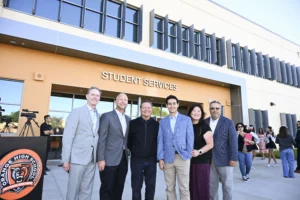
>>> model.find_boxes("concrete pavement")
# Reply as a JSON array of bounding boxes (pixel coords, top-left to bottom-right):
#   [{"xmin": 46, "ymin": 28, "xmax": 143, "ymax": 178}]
[{"xmin": 42, "ymin": 158, "xmax": 300, "ymax": 200}]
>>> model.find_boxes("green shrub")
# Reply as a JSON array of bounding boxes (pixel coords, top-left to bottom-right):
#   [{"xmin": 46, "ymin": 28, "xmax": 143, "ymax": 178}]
[{"xmin": 255, "ymin": 149, "xmax": 298, "ymax": 160}]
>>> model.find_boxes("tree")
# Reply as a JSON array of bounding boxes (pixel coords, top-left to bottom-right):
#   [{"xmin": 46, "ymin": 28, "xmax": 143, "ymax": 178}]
[
  {"xmin": 51, "ymin": 116, "xmax": 63, "ymax": 128},
  {"xmin": 151, "ymin": 107, "xmax": 168, "ymax": 118},
  {"xmin": 10, "ymin": 111, "xmax": 20, "ymax": 122}
]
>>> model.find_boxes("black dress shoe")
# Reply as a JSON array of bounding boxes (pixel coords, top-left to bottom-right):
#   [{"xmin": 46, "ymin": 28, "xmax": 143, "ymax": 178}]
[{"xmin": 45, "ymin": 167, "xmax": 50, "ymax": 172}]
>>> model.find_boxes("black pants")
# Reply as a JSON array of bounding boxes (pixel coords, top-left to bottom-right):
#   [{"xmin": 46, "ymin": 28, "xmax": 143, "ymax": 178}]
[
  {"xmin": 44, "ymin": 139, "xmax": 50, "ymax": 170},
  {"xmin": 131, "ymin": 156, "xmax": 157, "ymax": 200},
  {"xmin": 297, "ymin": 148, "xmax": 300, "ymax": 170},
  {"xmin": 100, "ymin": 151, "xmax": 128, "ymax": 200}
]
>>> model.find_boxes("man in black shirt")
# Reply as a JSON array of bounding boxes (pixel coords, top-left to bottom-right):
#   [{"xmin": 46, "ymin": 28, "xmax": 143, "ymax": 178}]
[
  {"xmin": 295, "ymin": 121, "xmax": 300, "ymax": 173},
  {"xmin": 40, "ymin": 115, "xmax": 54, "ymax": 175},
  {"xmin": 127, "ymin": 101, "xmax": 159, "ymax": 200}
]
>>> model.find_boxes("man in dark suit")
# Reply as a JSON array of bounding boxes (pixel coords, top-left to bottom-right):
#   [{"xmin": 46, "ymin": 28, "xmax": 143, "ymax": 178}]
[
  {"xmin": 295, "ymin": 121, "xmax": 300, "ymax": 173},
  {"xmin": 205, "ymin": 100, "xmax": 238, "ymax": 200},
  {"xmin": 97, "ymin": 93, "xmax": 130, "ymax": 200}
]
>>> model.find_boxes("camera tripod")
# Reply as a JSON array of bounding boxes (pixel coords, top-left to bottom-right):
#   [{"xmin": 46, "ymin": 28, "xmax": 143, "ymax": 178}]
[
  {"xmin": 1, "ymin": 122, "xmax": 11, "ymax": 133},
  {"xmin": 19, "ymin": 118, "xmax": 39, "ymax": 137}
]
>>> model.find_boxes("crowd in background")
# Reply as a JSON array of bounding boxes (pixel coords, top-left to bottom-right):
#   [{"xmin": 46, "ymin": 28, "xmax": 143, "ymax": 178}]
[{"xmin": 235, "ymin": 122, "xmax": 300, "ymax": 181}]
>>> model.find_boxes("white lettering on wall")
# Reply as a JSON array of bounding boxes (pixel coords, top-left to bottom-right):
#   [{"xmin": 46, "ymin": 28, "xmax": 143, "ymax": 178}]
[{"xmin": 101, "ymin": 71, "xmax": 178, "ymax": 91}]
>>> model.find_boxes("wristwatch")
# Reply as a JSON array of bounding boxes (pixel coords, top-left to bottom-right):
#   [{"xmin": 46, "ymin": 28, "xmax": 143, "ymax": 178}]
[{"xmin": 198, "ymin": 149, "xmax": 203, "ymax": 155}]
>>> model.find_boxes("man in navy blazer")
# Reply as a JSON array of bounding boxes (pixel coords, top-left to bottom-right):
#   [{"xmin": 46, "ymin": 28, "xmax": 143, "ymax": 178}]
[
  {"xmin": 205, "ymin": 100, "xmax": 238, "ymax": 200},
  {"xmin": 157, "ymin": 95, "xmax": 194, "ymax": 200}
]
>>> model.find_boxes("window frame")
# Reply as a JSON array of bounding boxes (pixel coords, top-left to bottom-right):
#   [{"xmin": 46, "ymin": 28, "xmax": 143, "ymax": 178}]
[{"xmin": 182, "ymin": 26, "xmax": 189, "ymax": 57}]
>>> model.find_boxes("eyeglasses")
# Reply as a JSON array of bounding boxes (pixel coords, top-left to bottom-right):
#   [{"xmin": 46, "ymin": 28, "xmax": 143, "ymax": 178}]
[
  {"xmin": 210, "ymin": 107, "xmax": 220, "ymax": 110},
  {"xmin": 237, "ymin": 126, "xmax": 243, "ymax": 128}
]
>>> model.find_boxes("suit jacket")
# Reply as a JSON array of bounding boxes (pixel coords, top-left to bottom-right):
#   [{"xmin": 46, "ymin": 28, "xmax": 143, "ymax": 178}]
[
  {"xmin": 61, "ymin": 105, "xmax": 100, "ymax": 165},
  {"xmin": 157, "ymin": 113, "xmax": 194, "ymax": 163},
  {"xmin": 205, "ymin": 116, "xmax": 238, "ymax": 167},
  {"xmin": 97, "ymin": 110, "xmax": 130, "ymax": 166}
]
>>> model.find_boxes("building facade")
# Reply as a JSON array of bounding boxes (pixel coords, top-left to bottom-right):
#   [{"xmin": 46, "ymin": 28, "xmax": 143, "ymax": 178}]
[{"xmin": 0, "ymin": 0, "xmax": 299, "ymax": 138}]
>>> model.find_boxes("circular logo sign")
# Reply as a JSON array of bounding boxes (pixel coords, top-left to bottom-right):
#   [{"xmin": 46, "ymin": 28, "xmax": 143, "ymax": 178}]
[{"xmin": 0, "ymin": 149, "xmax": 43, "ymax": 200}]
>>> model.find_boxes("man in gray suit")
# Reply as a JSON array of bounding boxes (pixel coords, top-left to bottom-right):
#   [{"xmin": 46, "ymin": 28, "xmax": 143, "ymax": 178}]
[
  {"xmin": 62, "ymin": 86, "xmax": 101, "ymax": 200},
  {"xmin": 97, "ymin": 93, "xmax": 130, "ymax": 200}
]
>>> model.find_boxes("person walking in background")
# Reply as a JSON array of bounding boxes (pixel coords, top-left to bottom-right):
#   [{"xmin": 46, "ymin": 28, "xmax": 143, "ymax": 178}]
[
  {"xmin": 257, "ymin": 128, "xmax": 268, "ymax": 160},
  {"xmin": 248, "ymin": 125, "xmax": 259, "ymax": 169},
  {"xmin": 188, "ymin": 103, "xmax": 213, "ymax": 200},
  {"xmin": 237, "ymin": 123, "xmax": 256, "ymax": 182},
  {"xmin": 275, "ymin": 126, "xmax": 296, "ymax": 178},
  {"xmin": 266, "ymin": 126, "xmax": 279, "ymax": 167},
  {"xmin": 157, "ymin": 95, "xmax": 194, "ymax": 200},
  {"xmin": 295, "ymin": 121, "xmax": 300, "ymax": 173},
  {"xmin": 205, "ymin": 100, "xmax": 238, "ymax": 200},
  {"xmin": 127, "ymin": 101, "xmax": 159, "ymax": 200}
]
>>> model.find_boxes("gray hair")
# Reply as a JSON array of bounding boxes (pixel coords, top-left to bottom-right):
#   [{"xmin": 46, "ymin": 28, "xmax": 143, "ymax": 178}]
[
  {"xmin": 140, "ymin": 100, "xmax": 153, "ymax": 108},
  {"xmin": 209, "ymin": 100, "xmax": 221, "ymax": 107},
  {"xmin": 87, "ymin": 86, "xmax": 102, "ymax": 95}
]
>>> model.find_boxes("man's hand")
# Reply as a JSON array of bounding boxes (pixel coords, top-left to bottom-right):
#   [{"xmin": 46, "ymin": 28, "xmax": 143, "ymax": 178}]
[
  {"xmin": 49, "ymin": 130, "xmax": 54, "ymax": 135},
  {"xmin": 159, "ymin": 160, "xmax": 165, "ymax": 170},
  {"xmin": 98, "ymin": 160, "xmax": 106, "ymax": 171},
  {"xmin": 229, "ymin": 160, "xmax": 237, "ymax": 167},
  {"xmin": 63, "ymin": 162, "xmax": 70, "ymax": 172}
]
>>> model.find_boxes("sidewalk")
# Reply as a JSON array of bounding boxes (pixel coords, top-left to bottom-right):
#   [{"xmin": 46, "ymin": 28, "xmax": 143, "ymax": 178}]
[{"xmin": 42, "ymin": 158, "xmax": 300, "ymax": 200}]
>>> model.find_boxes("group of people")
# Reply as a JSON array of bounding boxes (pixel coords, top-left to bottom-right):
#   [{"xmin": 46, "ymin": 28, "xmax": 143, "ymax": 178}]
[
  {"xmin": 235, "ymin": 121, "xmax": 300, "ymax": 181},
  {"xmin": 57, "ymin": 86, "xmax": 300, "ymax": 200},
  {"xmin": 60, "ymin": 86, "xmax": 239, "ymax": 200}
]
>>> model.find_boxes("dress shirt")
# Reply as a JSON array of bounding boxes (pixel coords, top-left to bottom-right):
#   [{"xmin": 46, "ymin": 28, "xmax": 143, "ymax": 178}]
[
  {"xmin": 86, "ymin": 104, "xmax": 98, "ymax": 134},
  {"xmin": 115, "ymin": 109, "xmax": 127, "ymax": 136},
  {"xmin": 210, "ymin": 117, "xmax": 220, "ymax": 135},
  {"xmin": 170, "ymin": 112, "xmax": 178, "ymax": 134}
]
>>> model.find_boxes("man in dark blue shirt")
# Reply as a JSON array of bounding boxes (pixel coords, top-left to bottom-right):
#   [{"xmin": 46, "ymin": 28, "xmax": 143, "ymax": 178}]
[{"xmin": 40, "ymin": 115, "xmax": 54, "ymax": 175}]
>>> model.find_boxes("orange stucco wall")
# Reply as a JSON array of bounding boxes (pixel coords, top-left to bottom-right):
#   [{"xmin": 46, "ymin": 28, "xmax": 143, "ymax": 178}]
[{"xmin": 0, "ymin": 44, "xmax": 231, "ymax": 135}]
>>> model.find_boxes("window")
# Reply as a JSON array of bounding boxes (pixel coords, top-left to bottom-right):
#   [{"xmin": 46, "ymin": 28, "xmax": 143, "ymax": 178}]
[
  {"xmin": 7, "ymin": 0, "xmax": 34, "ymax": 14},
  {"xmin": 182, "ymin": 27, "xmax": 189, "ymax": 57},
  {"xmin": 105, "ymin": 0, "xmax": 122, "ymax": 38},
  {"xmin": 153, "ymin": 17, "xmax": 164, "ymax": 50},
  {"xmin": 240, "ymin": 48, "xmax": 244, "ymax": 72},
  {"xmin": 61, "ymin": 0, "xmax": 84, "ymax": 27},
  {"xmin": 84, "ymin": 0, "xmax": 104, "ymax": 33},
  {"xmin": 167, "ymin": 22, "xmax": 177, "ymax": 53},
  {"xmin": 6, "ymin": 0, "xmax": 140, "ymax": 43},
  {"xmin": 36, "ymin": 0, "xmax": 60, "ymax": 20},
  {"xmin": 194, "ymin": 31, "xmax": 201, "ymax": 60},
  {"xmin": 205, "ymin": 35, "xmax": 212, "ymax": 63},
  {"xmin": 0, "ymin": 79, "xmax": 24, "ymax": 134},
  {"xmin": 124, "ymin": 7, "xmax": 138, "ymax": 42},
  {"xmin": 248, "ymin": 50, "xmax": 252, "ymax": 71},
  {"xmin": 216, "ymin": 39, "xmax": 221, "ymax": 66},
  {"xmin": 231, "ymin": 44, "xmax": 236, "ymax": 70}
]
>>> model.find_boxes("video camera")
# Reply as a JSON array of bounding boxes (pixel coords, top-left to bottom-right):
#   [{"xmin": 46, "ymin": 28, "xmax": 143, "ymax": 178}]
[{"xmin": 21, "ymin": 109, "xmax": 39, "ymax": 119}]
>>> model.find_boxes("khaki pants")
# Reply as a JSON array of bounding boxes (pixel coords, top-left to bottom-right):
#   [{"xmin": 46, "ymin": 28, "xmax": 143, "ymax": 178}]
[{"xmin": 164, "ymin": 154, "xmax": 190, "ymax": 200}]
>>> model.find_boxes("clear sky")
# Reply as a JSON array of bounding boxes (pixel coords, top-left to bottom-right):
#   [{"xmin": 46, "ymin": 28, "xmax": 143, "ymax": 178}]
[{"xmin": 211, "ymin": 0, "xmax": 300, "ymax": 46}]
